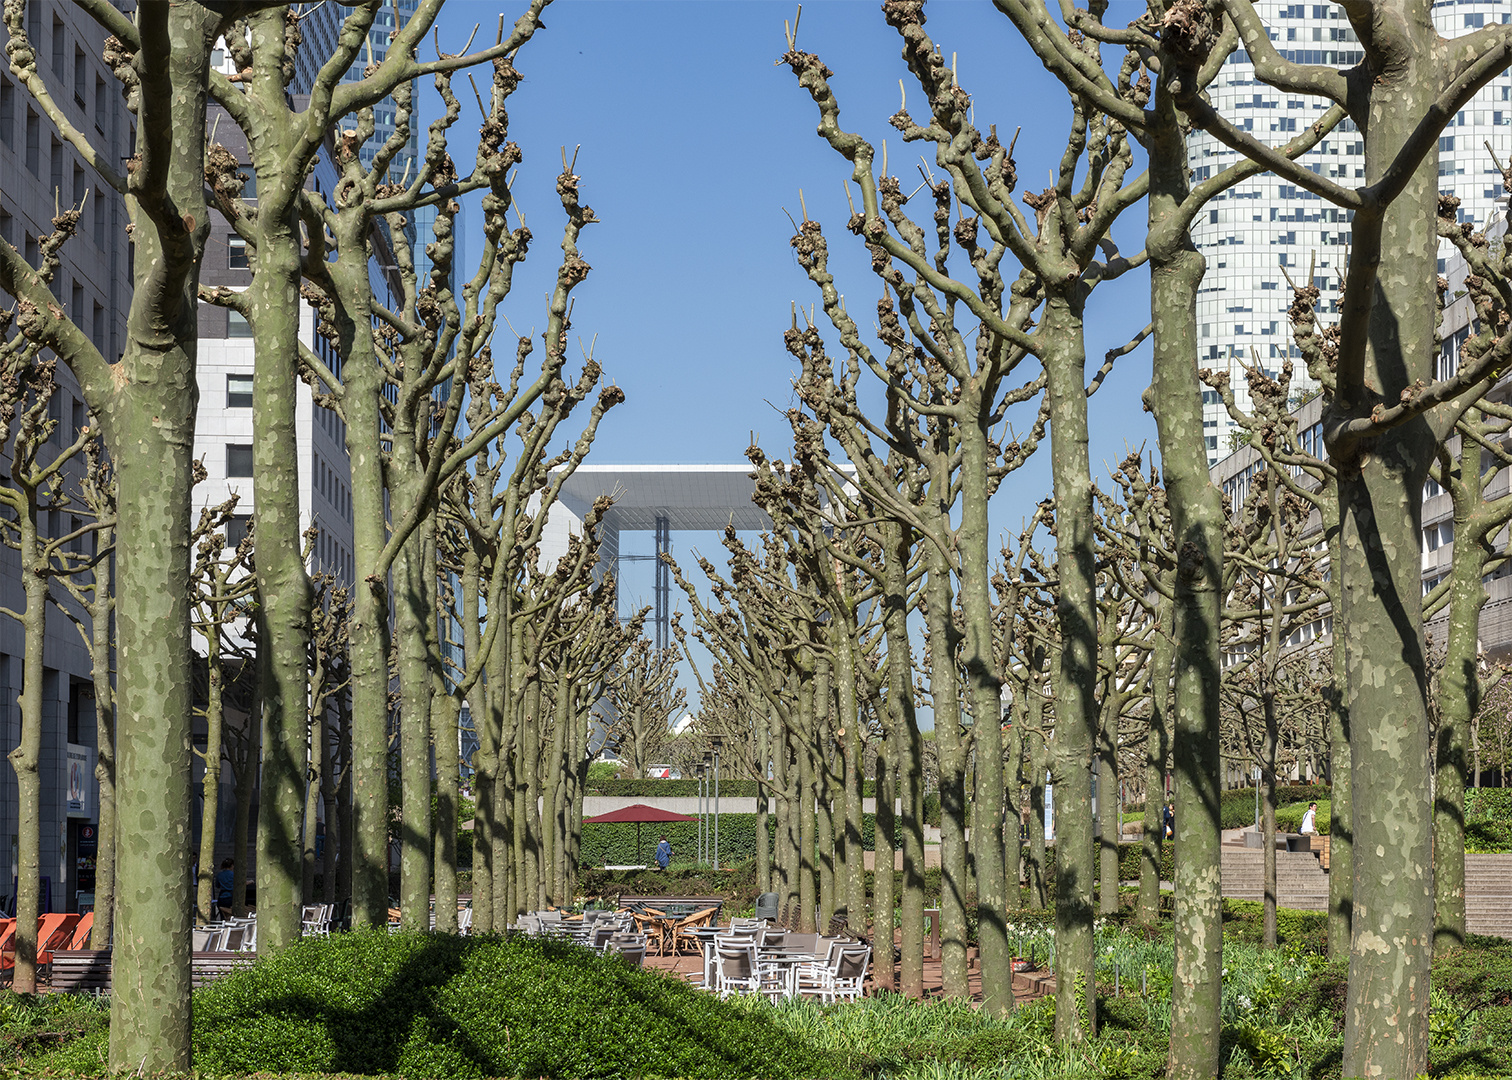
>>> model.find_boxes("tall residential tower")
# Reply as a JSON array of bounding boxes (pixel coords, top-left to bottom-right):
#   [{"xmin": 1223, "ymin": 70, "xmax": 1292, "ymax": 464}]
[{"xmin": 1190, "ymin": 0, "xmax": 1512, "ymax": 461}]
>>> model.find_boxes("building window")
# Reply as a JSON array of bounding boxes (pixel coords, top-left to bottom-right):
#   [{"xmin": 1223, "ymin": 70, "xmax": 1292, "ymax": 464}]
[
  {"xmin": 94, "ymin": 75, "xmax": 106, "ymax": 130},
  {"xmin": 94, "ymin": 188, "xmax": 105, "ymax": 246},
  {"xmin": 25, "ymin": 108, "xmax": 39, "ymax": 176},
  {"xmin": 226, "ymin": 444, "xmax": 254, "ymax": 477},
  {"xmin": 51, "ymin": 16, "xmax": 64, "ymax": 76},
  {"xmin": 228, "ymin": 236, "xmax": 249, "ymax": 269},
  {"xmin": 50, "ymin": 136, "xmax": 62, "ymax": 199},
  {"xmin": 0, "ymin": 76, "xmax": 12, "ymax": 148},
  {"xmin": 71, "ymin": 281, "xmax": 83, "ymax": 326},
  {"xmin": 226, "ymin": 514, "xmax": 251, "ymax": 548},
  {"xmin": 227, "ymin": 309, "xmax": 252, "ymax": 337},
  {"xmin": 73, "ymin": 46, "xmax": 85, "ymax": 105},
  {"xmin": 48, "ymin": 392, "xmax": 62, "ymax": 445},
  {"xmin": 91, "ymin": 302, "xmax": 103, "ymax": 353},
  {"xmin": 227, "ymin": 373, "xmax": 253, "ymax": 408}
]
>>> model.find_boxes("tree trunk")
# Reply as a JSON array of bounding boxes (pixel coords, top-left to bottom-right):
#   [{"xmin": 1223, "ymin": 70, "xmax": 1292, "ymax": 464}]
[
  {"xmin": 1043, "ymin": 296, "xmax": 1098, "ymax": 1041},
  {"xmin": 1337, "ymin": 32, "xmax": 1439, "ymax": 1074},
  {"xmin": 1027, "ymin": 719, "xmax": 1048, "ymax": 910},
  {"xmin": 89, "ymin": 526, "xmax": 117, "ymax": 950},
  {"xmin": 873, "ymin": 744, "xmax": 896, "ymax": 992},
  {"xmin": 197, "ymin": 629, "xmax": 225, "ymax": 923},
  {"xmin": 925, "ymin": 540, "xmax": 970, "ymax": 999},
  {"xmin": 1146, "ymin": 87, "xmax": 1225, "ymax": 1080},
  {"xmin": 8, "ymin": 508, "xmax": 49, "ymax": 994},
  {"xmin": 1139, "ymin": 596, "xmax": 1175, "ymax": 926}
]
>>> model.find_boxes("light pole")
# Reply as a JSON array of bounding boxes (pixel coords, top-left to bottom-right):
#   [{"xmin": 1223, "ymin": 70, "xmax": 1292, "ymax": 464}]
[
  {"xmin": 711, "ymin": 736, "xmax": 724, "ymax": 871},
  {"xmin": 695, "ymin": 761, "xmax": 707, "ymax": 864}
]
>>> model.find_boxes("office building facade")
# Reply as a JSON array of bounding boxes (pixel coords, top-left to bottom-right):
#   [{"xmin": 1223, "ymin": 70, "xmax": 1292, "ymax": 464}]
[{"xmin": 1191, "ymin": 0, "xmax": 1512, "ymax": 462}]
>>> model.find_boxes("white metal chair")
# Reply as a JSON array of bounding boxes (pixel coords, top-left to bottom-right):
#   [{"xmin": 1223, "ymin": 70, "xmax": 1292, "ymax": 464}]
[{"xmin": 809, "ymin": 945, "xmax": 870, "ymax": 1003}]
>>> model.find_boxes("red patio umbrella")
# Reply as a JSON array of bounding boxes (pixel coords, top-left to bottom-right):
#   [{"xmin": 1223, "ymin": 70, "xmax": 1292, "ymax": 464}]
[{"xmin": 583, "ymin": 803, "xmax": 698, "ymax": 866}]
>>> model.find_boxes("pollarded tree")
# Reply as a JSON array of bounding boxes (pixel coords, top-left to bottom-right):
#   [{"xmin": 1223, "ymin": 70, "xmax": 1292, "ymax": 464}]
[
  {"xmin": 606, "ymin": 638, "xmax": 687, "ymax": 781},
  {"xmin": 1170, "ymin": 4, "xmax": 1512, "ymax": 1069},
  {"xmin": 0, "ymin": 3, "xmax": 227, "ymax": 1061},
  {"xmin": 55, "ymin": 434, "xmax": 117, "ymax": 948},
  {"xmin": 0, "ymin": 347, "xmax": 98, "ymax": 994},
  {"xmin": 199, "ymin": 0, "xmax": 561, "ymax": 937},
  {"xmin": 189, "ymin": 494, "xmax": 255, "ymax": 924}
]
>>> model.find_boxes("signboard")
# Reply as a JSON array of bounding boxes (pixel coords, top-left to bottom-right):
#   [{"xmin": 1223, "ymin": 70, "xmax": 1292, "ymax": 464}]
[{"xmin": 65, "ymin": 745, "xmax": 91, "ymax": 817}]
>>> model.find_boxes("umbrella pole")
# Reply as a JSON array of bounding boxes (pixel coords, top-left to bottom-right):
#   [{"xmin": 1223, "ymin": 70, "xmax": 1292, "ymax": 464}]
[{"xmin": 637, "ymin": 823, "xmax": 642, "ymax": 867}]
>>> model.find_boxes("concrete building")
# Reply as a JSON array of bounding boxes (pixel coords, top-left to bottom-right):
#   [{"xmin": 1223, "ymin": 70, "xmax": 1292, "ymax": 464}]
[
  {"xmin": 1191, "ymin": 0, "xmax": 1512, "ymax": 463},
  {"xmin": 0, "ymin": 2, "xmax": 136, "ymax": 915}
]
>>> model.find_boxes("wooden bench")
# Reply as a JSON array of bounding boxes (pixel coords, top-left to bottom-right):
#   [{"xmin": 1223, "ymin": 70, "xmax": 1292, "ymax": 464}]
[
  {"xmin": 49, "ymin": 949, "xmax": 111, "ymax": 994},
  {"xmin": 48, "ymin": 949, "xmax": 256, "ymax": 994},
  {"xmin": 192, "ymin": 950, "xmax": 255, "ymax": 988},
  {"xmin": 616, "ymin": 895, "xmax": 724, "ymax": 918}
]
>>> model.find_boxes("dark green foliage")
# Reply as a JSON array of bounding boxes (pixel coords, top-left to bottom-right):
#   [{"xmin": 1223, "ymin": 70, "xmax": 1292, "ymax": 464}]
[
  {"xmin": 1464, "ymin": 788, "xmax": 1512, "ymax": 820},
  {"xmin": 1271, "ymin": 958, "xmax": 1348, "ymax": 1033},
  {"xmin": 1216, "ymin": 783, "xmax": 1330, "ymax": 831},
  {"xmin": 38, "ymin": 932, "xmax": 841, "ymax": 1079},
  {"xmin": 1221, "ymin": 899, "xmax": 1328, "ymax": 952},
  {"xmin": 1117, "ymin": 842, "xmax": 1175, "ymax": 882},
  {"xmin": 1275, "ymin": 799, "xmax": 1330, "ymax": 835},
  {"xmin": 0, "ymin": 992, "xmax": 109, "ymax": 1068},
  {"xmin": 580, "ymin": 814, "xmax": 876, "ymax": 868},
  {"xmin": 578, "ymin": 861, "xmax": 763, "ymax": 910},
  {"xmin": 1465, "ymin": 818, "xmax": 1512, "ymax": 853}
]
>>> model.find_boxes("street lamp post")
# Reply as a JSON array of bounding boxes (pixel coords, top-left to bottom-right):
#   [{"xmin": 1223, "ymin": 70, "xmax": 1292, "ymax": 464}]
[
  {"xmin": 695, "ymin": 762, "xmax": 707, "ymax": 864},
  {"xmin": 711, "ymin": 736, "xmax": 724, "ymax": 871}
]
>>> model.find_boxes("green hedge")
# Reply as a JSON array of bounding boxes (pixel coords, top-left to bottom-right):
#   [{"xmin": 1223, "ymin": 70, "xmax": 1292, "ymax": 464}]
[
  {"xmin": 1219, "ymin": 783, "xmax": 1330, "ymax": 830},
  {"xmin": 580, "ymin": 813, "xmax": 878, "ymax": 868},
  {"xmin": 36, "ymin": 931, "xmax": 840, "ymax": 1078},
  {"xmin": 585, "ymin": 778, "xmax": 893, "ymax": 798},
  {"xmin": 1466, "ymin": 788, "xmax": 1512, "ymax": 820},
  {"xmin": 1275, "ymin": 799, "xmax": 1330, "ymax": 835}
]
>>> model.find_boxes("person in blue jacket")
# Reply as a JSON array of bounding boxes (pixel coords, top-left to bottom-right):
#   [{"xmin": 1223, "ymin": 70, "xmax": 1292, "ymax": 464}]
[{"xmin": 654, "ymin": 836, "xmax": 672, "ymax": 870}]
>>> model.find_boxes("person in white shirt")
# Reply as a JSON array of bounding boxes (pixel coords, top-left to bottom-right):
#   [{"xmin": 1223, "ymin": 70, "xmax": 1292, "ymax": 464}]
[{"xmin": 1300, "ymin": 802, "xmax": 1318, "ymax": 835}]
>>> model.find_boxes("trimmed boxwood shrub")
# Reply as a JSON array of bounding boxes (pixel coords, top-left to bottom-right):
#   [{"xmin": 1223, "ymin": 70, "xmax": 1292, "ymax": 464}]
[
  {"xmin": 580, "ymin": 813, "xmax": 877, "ymax": 868},
  {"xmin": 38, "ymin": 931, "xmax": 844, "ymax": 1079}
]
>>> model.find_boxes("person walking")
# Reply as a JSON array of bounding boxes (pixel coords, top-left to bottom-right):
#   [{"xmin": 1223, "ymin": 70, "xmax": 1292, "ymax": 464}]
[
  {"xmin": 1300, "ymin": 802, "xmax": 1318, "ymax": 836},
  {"xmin": 1163, "ymin": 801, "xmax": 1175, "ymax": 841},
  {"xmin": 215, "ymin": 858, "xmax": 235, "ymax": 917},
  {"xmin": 654, "ymin": 836, "xmax": 672, "ymax": 871}
]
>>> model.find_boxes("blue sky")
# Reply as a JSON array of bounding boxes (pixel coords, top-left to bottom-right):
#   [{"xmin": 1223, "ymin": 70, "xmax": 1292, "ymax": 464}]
[{"xmin": 427, "ymin": 0, "xmax": 1161, "ymax": 717}]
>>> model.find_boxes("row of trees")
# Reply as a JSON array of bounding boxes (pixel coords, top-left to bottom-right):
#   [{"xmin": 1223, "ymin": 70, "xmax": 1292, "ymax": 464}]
[
  {"xmin": 660, "ymin": 5, "xmax": 1512, "ymax": 1080},
  {"xmin": 0, "ymin": 0, "xmax": 679, "ymax": 1069},
  {"xmin": 3, "ymin": 1, "xmax": 1512, "ymax": 1078}
]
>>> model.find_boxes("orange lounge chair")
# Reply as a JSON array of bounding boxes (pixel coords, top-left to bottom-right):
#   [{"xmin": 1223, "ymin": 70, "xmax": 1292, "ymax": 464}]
[
  {"xmin": 36, "ymin": 912, "xmax": 80, "ymax": 965},
  {"xmin": 1, "ymin": 913, "xmax": 80, "ymax": 969},
  {"xmin": 64, "ymin": 912, "xmax": 94, "ymax": 951}
]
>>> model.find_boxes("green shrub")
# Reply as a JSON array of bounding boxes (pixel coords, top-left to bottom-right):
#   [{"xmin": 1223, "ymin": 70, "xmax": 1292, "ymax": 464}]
[
  {"xmin": 580, "ymin": 813, "xmax": 878, "ymax": 868},
  {"xmin": 1275, "ymin": 799, "xmax": 1330, "ymax": 835},
  {"xmin": 1465, "ymin": 788, "xmax": 1512, "ymax": 821},
  {"xmin": 1117, "ymin": 841, "xmax": 1175, "ymax": 882},
  {"xmin": 38, "ymin": 932, "xmax": 843, "ymax": 1080},
  {"xmin": 1219, "ymin": 783, "xmax": 1330, "ymax": 830},
  {"xmin": 1221, "ymin": 899, "xmax": 1328, "ymax": 951},
  {"xmin": 1466, "ymin": 818, "xmax": 1512, "ymax": 853}
]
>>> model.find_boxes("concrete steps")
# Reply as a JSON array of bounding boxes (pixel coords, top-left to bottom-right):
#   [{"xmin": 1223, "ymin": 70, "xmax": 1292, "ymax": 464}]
[
  {"xmin": 1217, "ymin": 850, "xmax": 1512, "ymax": 937},
  {"xmin": 1466, "ymin": 854, "xmax": 1512, "ymax": 939},
  {"xmin": 1221, "ymin": 849, "xmax": 1330, "ymax": 911}
]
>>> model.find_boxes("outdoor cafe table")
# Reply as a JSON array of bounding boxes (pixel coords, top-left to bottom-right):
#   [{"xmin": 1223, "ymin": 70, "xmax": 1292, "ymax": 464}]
[
  {"xmin": 756, "ymin": 948, "xmax": 819, "ymax": 1000},
  {"xmin": 695, "ymin": 932, "xmax": 817, "ymax": 1001}
]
